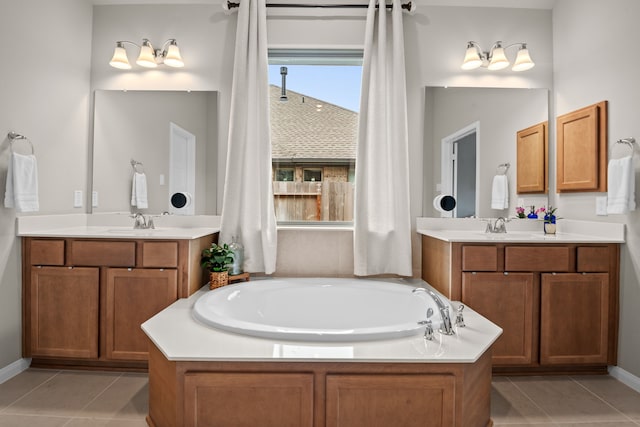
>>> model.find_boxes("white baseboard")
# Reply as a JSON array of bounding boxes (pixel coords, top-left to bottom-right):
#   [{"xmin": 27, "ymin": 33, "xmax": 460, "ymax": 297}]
[
  {"xmin": 609, "ymin": 365, "xmax": 640, "ymax": 394},
  {"xmin": 0, "ymin": 358, "xmax": 31, "ymax": 384}
]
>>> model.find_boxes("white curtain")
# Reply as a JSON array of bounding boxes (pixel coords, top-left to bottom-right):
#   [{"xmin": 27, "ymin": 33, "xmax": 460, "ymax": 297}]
[
  {"xmin": 354, "ymin": 0, "xmax": 412, "ymax": 276},
  {"xmin": 220, "ymin": 0, "xmax": 277, "ymax": 274}
]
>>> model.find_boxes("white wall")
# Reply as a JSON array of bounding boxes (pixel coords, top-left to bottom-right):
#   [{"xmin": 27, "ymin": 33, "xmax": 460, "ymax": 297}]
[
  {"xmin": 0, "ymin": 0, "xmax": 93, "ymax": 368},
  {"xmin": 553, "ymin": 0, "xmax": 640, "ymax": 377}
]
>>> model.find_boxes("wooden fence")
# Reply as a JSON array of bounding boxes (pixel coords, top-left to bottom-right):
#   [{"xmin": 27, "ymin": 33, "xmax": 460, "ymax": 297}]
[{"xmin": 273, "ymin": 181, "xmax": 354, "ymax": 222}]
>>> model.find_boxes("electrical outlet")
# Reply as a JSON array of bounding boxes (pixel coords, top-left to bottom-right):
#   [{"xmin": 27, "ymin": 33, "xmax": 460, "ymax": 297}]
[
  {"xmin": 74, "ymin": 190, "xmax": 83, "ymax": 208},
  {"xmin": 596, "ymin": 196, "xmax": 608, "ymax": 216},
  {"xmin": 92, "ymin": 191, "xmax": 99, "ymax": 208},
  {"xmin": 159, "ymin": 174, "xmax": 165, "ymax": 186}
]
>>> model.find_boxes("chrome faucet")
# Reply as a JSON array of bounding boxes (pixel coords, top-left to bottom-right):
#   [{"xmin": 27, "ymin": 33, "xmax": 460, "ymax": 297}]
[
  {"xmin": 132, "ymin": 213, "xmax": 154, "ymax": 229},
  {"xmin": 484, "ymin": 217, "xmax": 507, "ymax": 233},
  {"xmin": 412, "ymin": 288, "xmax": 455, "ymax": 336}
]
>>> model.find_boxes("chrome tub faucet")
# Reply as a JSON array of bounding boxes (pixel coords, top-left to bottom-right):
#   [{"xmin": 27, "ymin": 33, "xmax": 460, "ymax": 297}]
[{"xmin": 412, "ymin": 287, "xmax": 455, "ymax": 337}]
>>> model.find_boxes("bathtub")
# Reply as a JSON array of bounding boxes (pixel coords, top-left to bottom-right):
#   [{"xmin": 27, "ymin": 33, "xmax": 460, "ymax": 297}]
[{"xmin": 192, "ymin": 277, "xmax": 451, "ymax": 342}]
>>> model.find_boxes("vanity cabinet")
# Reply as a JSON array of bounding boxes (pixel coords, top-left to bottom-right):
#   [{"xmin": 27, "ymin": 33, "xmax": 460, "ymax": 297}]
[
  {"xmin": 22, "ymin": 235, "xmax": 214, "ymax": 370},
  {"xmin": 422, "ymin": 236, "xmax": 619, "ymax": 374}
]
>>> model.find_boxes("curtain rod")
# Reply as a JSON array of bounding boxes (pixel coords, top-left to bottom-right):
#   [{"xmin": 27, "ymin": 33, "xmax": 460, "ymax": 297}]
[{"xmin": 226, "ymin": 1, "xmax": 413, "ymax": 11}]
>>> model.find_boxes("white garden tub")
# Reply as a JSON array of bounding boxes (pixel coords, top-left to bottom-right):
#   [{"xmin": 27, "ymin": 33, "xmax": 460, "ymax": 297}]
[{"xmin": 192, "ymin": 277, "xmax": 452, "ymax": 342}]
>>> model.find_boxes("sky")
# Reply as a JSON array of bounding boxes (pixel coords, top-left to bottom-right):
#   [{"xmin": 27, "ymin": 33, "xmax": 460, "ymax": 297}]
[{"xmin": 268, "ymin": 64, "xmax": 362, "ymax": 112}]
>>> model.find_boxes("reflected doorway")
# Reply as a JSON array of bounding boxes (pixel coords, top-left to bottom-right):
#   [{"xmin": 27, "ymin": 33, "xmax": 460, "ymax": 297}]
[{"xmin": 441, "ymin": 122, "xmax": 479, "ymax": 218}]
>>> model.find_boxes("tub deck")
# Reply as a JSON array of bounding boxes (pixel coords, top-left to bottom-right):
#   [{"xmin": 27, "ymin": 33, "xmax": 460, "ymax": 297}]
[{"xmin": 142, "ymin": 283, "xmax": 501, "ymax": 427}]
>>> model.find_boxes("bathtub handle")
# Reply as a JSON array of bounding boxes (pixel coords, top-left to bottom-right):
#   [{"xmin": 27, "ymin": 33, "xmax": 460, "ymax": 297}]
[
  {"xmin": 418, "ymin": 320, "xmax": 434, "ymax": 341},
  {"xmin": 455, "ymin": 304, "xmax": 466, "ymax": 328}
]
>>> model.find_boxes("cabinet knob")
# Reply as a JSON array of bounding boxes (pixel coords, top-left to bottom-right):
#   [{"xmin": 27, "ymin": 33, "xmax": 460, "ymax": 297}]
[{"xmin": 504, "ymin": 272, "xmax": 509, "ymax": 276}]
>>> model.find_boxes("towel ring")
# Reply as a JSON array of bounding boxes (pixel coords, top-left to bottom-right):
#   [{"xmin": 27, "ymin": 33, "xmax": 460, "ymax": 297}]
[
  {"xmin": 611, "ymin": 137, "xmax": 635, "ymax": 158},
  {"xmin": 496, "ymin": 163, "xmax": 510, "ymax": 175},
  {"xmin": 8, "ymin": 131, "xmax": 35, "ymax": 155},
  {"xmin": 131, "ymin": 159, "xmax": 144, "ymax": 173}
]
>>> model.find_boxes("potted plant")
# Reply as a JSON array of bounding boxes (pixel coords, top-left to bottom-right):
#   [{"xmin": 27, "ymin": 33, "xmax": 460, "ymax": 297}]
[{"xmin": 201, "ymin": 243, "xmax": 235, "ymax": 289}]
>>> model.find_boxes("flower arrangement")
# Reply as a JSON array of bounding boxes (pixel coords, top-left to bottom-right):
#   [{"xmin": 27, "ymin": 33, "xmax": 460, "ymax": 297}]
[
  {"xmin": 544, "ymin": 206, "xmax": 558, "ymax": 223},
  {"xmin": 515, "ymin": 206, "xmax": 526, "ymax": 218}
]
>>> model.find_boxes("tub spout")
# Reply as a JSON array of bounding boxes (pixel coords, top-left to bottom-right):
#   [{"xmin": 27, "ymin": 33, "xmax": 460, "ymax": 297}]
[{"xmin": 412, "ymin": 288, "xmax": 455, "ymax": 336}]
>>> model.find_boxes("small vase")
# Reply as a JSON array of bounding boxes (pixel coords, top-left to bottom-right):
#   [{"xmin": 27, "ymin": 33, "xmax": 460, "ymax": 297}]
[
  {"xmin": 527, "ymin": 212, "xmax": 538, "ymax": 219},
  {"xmin": 544, "ymin": 222, "xmax": 557, "ymax": 234},
  {"xmin": 544, "ymin": 214, "xmax": 556, "ymax": 224}
]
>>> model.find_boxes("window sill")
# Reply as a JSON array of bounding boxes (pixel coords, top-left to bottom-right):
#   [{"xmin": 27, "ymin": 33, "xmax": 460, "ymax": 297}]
[{"xmin": 277, "ymin": 222, "xmax": 353, "ymax": 232}]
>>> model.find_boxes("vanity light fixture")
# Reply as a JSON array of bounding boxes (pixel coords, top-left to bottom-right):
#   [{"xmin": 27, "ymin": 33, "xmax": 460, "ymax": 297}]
[
  {"xmin": 461, "ymin": 41, "xmax": 535, "ymax": 72},
  {"xmin": 109, "ymin": 39, "xmax": 184, "ymax": 69}
]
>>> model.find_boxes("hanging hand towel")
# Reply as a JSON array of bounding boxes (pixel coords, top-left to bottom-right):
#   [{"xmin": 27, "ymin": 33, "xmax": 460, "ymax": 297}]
[
  {"xmin": 491, "ymin": 174, "xmax": 509, "ymax": 209},
  {"xmin": 607, "ymin": 156, "xmax": 636, "ymax": 214},
  {"xmin": 131, "ymin": 172, "xmax": 148, "ymax": 209},
  {"xmin": 4, "ymin": 152, "xmax": 39, "ymax": 212}
]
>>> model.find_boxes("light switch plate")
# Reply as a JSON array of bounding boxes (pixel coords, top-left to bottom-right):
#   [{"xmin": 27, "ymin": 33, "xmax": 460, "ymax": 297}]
[
  {"xmin": 74, "ymin": 190, "xmax": 83, "ymax": 208},
  {"xmin": 596, "ymin": 196, "xmax": 608, "ymax": 215},
  {"xmin": 92, "ymin": 191, "xmax": 98, "ymax": 208}
]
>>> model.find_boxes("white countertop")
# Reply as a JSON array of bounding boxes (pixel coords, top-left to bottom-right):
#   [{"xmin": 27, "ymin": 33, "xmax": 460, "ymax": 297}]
[
  {"xmin": 416, "ymin": 218, "xmax": 625, "ymax": 244},
  {"xmin": 16, "ymin": 213, "xmax": 220, "ymax": 240},
  {"xmin": 141, "ymin": 286, "xmax": 503, "ymax": 364}
]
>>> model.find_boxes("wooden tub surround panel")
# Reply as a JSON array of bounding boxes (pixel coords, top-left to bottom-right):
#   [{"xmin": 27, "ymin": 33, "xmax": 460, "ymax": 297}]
[{"xmin": 146, "ymin": 343, "xmax": 494, "ymax": 427}]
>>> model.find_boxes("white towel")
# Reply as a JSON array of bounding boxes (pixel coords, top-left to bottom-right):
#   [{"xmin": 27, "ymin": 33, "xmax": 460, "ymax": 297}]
[
  {"xmin": 131, "ymin": 172, "xmax": 148, "ymax": 209},
  {"xmin": 491, "ymin": 174, "xmax": 509, "ymax": 210},
  {"xmin": 607, "ymin": 156, "xmax": 636, "ymax": 214},
  {"xmin": 4, "ymin": 152, "xmax": 39, "ymax": 212}
]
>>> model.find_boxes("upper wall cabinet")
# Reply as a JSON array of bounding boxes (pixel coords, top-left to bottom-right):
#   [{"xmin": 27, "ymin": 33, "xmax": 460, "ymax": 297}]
[
  {"xmin": 556, "ymin": 101, "xmax": 608, "ymax": 192},
  {"xmin": 517, "ymin": 121, "xmax": 548, "ymax": 194}
]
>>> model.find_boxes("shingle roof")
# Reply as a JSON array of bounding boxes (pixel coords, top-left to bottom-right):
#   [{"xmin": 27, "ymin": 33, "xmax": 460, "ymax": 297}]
[{"xmin": 270, "ymin": 85, "xmax": 357, "ymax": 161}]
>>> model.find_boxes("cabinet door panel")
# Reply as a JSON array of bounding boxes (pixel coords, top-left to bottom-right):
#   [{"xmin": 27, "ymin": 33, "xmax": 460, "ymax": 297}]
[
  {"xmin": 326, "ymin": 374, "xmax": 455, "ymax": 427},
  {"xmin": 462, "ymin": 272, "xmax": 535, "ymax": 365},
  {"xmin": 105, "ymin": 268, "xmax": 177, "ymax": 360},
  {"xmin": 30, "ymin": 267, "xmax": 99, "ymax": 358},
  {"xmin": 540, "ymin": 273, "xmax": 609, "ymax": 365},
  {"xmin": 517, "ymin": 121, "xmax": 548, "ymax": 194},
  {"xmin": 184, "ymin": 372, "xmax": 314, "ymax": 427}
]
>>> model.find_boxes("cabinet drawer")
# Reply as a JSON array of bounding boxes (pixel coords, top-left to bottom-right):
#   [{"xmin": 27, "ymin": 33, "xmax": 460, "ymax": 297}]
[
  {"xmin": 577, "ymin": 246, "xmax": 610, "ymax": 272},
  {"xmin": 505, "ymin": 246, "xmax": 572, "ymax": 272},
  {"xmin": 141, "ymin": 241, "xmax": 179, "ymax": 268},
  {"xmin": 462, "ymin": 246, "xmax": 498, "ymax": 271},
  {"xmin": 69, "ymin": 241, "xmax": 136, "ymax": 267},
  {"xmin": 30, "ymin": 239, "xmax": 65, "ymax": 266}
]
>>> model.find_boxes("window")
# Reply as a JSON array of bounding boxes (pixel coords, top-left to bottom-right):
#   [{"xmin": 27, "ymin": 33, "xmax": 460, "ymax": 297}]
[
  {"xmin": 275, "ymin": 168, "xmax": 294, "ymax": 182},
  {"xmin": 303, "ymin": 169, "xmax": 322, "ymax": 182},
  {"xmin": 269, "ymin": 49, "xmax": 362, "ymax": 223}
]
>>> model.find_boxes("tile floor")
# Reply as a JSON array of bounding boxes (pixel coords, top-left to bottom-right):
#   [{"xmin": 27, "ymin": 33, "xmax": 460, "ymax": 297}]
[{"xmin": 1, "ymin": 369, "xmax": 640, "ymax": 426}]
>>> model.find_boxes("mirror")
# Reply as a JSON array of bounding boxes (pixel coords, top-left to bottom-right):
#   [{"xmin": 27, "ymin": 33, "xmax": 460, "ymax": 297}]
[
  {"xmin": 92, "ymin": 90, "xmax": 218, "ymax": 215},
  {"xmin": 423, "ymin": 87, "xmax": 549, "ymax": 218}
]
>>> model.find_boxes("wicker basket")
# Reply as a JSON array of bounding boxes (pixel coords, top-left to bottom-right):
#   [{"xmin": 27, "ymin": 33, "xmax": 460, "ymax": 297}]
[{"xmin": 209, "ymin": 271, "xmax": 229, "ymax": 290}]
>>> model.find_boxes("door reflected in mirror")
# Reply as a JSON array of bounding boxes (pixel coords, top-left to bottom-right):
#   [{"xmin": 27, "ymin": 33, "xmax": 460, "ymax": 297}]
[
  {"xmin": 424, "ymin": 87, "xmax": 548, "ymax": 218},
  {"xmin": 92, "ymin": 90, "xmax": 218, "ymax": 215}
]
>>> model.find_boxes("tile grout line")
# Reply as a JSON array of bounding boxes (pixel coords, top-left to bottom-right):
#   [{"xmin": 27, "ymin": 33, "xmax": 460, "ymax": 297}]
[
  {"xmin": 60, "ymin": 372, "xmax": 124, "ymax": 426},
  {"xmin": 569, "ymin": 376, "xmax": 636, "ymax": 423},
  {"xmin": 0, "ymin": 370, "xmax": 62, "ymax": 415},
  {"xmin": 504, "ymin": 375, "xmax": 557, "ymax": 424}
]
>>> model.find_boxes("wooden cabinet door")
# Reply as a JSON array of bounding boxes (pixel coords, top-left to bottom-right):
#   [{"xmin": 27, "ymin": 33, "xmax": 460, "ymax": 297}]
[
  {"xmin": 30, "ymin": 266, "xmax": 99, "ymax": 358},
  {"xmin": 540, "ymin": 273, "xmax": 609, "ymax": 365},
  {"xmin": 462, "ymin": 272, "xmax": 535, "ymax": 365},
  {"xmin": 183, "ymin": 372, "xmax": 314, "ymax": 427},
  {"xmin": 104, "ymin": 268, "xmax": 177, "ymax": 360},
  {"xmin": 517, "ymin": 121, "xmax": 548, "ymax": 193},
  {"xmin": 326, "ymin": 374, "xmax": 455, "ymax": 427},
  {"xmin": 556, "ymin": 101, "xmax": 607, "ymax": 192}
]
